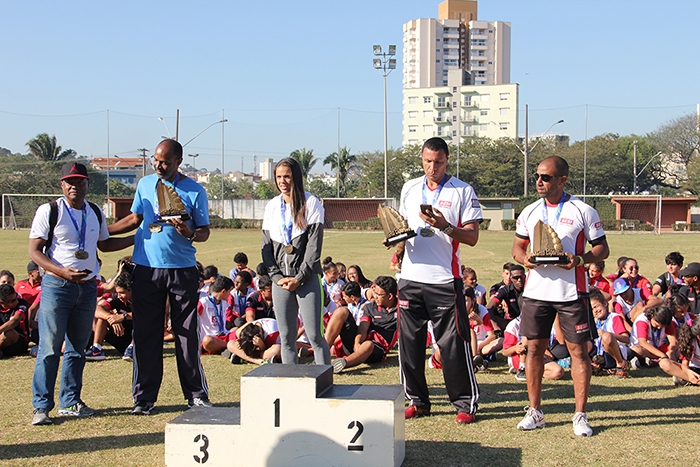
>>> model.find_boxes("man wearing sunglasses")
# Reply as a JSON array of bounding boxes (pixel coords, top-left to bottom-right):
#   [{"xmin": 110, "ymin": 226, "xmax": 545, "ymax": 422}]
[{"xmin": 511, "ymin": 156, "xmax": 609, "ymax": 437}]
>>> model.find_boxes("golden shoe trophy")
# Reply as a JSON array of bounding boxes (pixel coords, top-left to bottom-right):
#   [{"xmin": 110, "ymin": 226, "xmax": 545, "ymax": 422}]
[
  {"xmin": 157, "ymin": 182, "xmax": 191, "ymax": 221},
  {"xmin": 531, "ymin": 220, "xmax": 570, "ymax": 264},
  {"xmin": 377, "ymin": 205, "xmax": 417, "ymax": 247}
]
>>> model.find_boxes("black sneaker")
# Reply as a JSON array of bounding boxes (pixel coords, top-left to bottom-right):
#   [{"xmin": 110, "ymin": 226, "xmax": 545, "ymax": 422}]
[{"xmin": 131, "ymin": 402, "xmax": 155, "ymax": 415}]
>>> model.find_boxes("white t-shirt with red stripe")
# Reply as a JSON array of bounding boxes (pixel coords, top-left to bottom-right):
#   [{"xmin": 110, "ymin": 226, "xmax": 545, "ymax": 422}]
[
  {"xmin": 472, "ymin": 304, "xmax": 493, "ymax": 342},
  {"xmin": 516, "ymin": 194, "xmax": 605, "ymax": 302},
  {"xmin": 198, "ymin": 295, "xmax": 231, "ymax": 338},
  {"xmin": 399, "ymin": 175, "xmax": 482, "ymax": 285},
  {"xmin": 630, "ymin": 314, "xmax": 676, "ymax": 348},
  {"xmin": 680, "ymin": 340, "xmax": 700, "ymax": 368},
  {"xmin": 255, "ymin": 318, "xmax": 281, "ymax": 348}
]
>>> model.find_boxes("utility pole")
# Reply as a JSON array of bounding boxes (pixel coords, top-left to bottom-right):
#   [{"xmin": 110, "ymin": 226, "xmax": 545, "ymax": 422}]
[{"xmin": 138, "ymin": 148, "xmax": 149, "ymax": 178}]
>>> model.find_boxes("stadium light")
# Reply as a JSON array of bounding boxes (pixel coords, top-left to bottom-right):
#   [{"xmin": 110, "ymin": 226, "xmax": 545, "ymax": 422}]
[{"xmin": 372, "ymin": 44, "xmax": 397, "ymax": 199}]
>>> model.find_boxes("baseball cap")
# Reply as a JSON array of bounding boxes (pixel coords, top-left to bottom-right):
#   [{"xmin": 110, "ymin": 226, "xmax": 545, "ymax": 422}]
[
  {"xmin": 60, "ymin": 162, "xmax": 89, "ymax": 180},
  {"xmin": 27, "ymin": 261, "xmax": 39, "ymax": 272},
  {"xmin": 679, "ymin": 262, "xmax": 700, "ymax": 277},
  {"xmin": 613, "ymin": 277, "xmax": 630, "ymax": 295}
]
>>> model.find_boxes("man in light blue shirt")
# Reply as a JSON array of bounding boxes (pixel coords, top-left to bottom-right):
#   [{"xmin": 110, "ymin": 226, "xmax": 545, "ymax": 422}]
[{"xmin": 109, "ymin": 139, "xmax": 211, "ymax": 414}]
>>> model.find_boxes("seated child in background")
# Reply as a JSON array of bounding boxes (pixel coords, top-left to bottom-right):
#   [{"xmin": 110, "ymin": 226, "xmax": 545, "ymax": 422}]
[
  {"xmin": 200, "ymin": 265, "xmax": 220, "ymax": 294},
  {"xmin": 228, "ymin": 318, "xmax": 281, "ymax": 365},
  {"xmin": 324, "ymin": 281, "xmax": 365, "ymax": 356},
  {"xmin": 253, "ymin": 263, "xmax": 268, "ymax": 290},
  {"xmin": 612, "ymin": 277, "xmax": 646, "ymax": 326},
  {"xmin": 666, "ymin": 293, "xmax": 695, "ymax": 327},
  {"xmin": 502, "ymin": 314, "xmax": 564, "ymax": 382},
  {"xmin": 244, "ymin": 275, "xmax": 275, "ymax": 323},
  {"xmin": 86, "ymin": 273, "xmax": 134, "ymax": 361},
  {"xmin": 652, "ymin": 251, "xmax": 684, "ymax": 298},
  {"xmin": 0, "ymin": 284, "xmax": 30, "ymax": 358},
  {"xmin": 659, "ymin": 320, "xmax": 700, "ymax": 386},
  {"xmin": 227, "ymin": 271, "xmax": 256, "ymax": 330},
  {"xmin": 629, "ymin": 305, "xmax": 677, "ymax": 368},
  {"xmin": 588, "ymin": 261, "xmax": 613, "ymax": 301},
  {"xmin": 198, "ymin": 276, "xmax": 236, "ymax": 355},
  {"xmin": 332, "ymin": 276, "xmax": 399, "ymax": 374},
  {"xmin": 589, "ymin": 287, "xmax": 630, "ymax": 378},
  {"xmin": 229, "ymin": 252, "xmax": 256, "ymax": 282},
  {"xmin": 462, "ymin": 267, "xmax": 487, "ymax": 306}
]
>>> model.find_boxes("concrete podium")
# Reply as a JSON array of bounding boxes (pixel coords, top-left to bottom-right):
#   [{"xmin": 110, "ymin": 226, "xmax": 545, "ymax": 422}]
[{"xmin": 165, "ymin": 364, "xmax": 405, "ymax": 467}]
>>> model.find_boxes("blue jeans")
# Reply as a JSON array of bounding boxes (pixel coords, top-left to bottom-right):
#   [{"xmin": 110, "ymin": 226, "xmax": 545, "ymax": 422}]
[{"xmin": 32, "ymin": 274, "xmax": 97, "ymax": 411}]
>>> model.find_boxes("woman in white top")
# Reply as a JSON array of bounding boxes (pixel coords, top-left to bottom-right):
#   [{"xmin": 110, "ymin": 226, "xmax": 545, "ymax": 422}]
[{"xmin": 261, "ymin": 158, "xmax": 330, "ymax": 365}]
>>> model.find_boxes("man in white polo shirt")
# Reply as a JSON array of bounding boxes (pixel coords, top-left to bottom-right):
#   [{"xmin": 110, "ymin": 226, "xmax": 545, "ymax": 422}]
[
  {"xmin": 512, "ymin": 156, "xmax": 609, "ymax": 437},
  {"xmin": 394, "ymin": 137, "xmax": 482, "ymax": 425}
]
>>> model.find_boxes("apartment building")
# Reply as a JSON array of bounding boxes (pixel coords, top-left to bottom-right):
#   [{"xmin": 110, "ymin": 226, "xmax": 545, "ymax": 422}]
[{"xmin": 402, "ymin": 70, "xmax": 518, "ymax": 146}]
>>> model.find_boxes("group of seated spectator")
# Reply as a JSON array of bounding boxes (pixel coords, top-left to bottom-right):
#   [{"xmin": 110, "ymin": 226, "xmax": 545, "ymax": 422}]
[
  {"xmin": 4, "ymin": 248, "xmax": 699, "ymax": 388},
  {"xmin": 433, "ymin": 252, "xmax": 698, "ymax": 387}
]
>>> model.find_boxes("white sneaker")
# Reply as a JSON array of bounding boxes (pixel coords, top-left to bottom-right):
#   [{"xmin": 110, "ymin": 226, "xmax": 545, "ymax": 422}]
[
  {"xmin": 332, "ymin": 358, "xmax": 347, "ymax": 374},
  {"xmin": 517, "ymin": 406, "xmax": 545, "ymax": 430},
  {"xmin": 572, "ymin": 412, "xmax": 593, "ymax": 436}
]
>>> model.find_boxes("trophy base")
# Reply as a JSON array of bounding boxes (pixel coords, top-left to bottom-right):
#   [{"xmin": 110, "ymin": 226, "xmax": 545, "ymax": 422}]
[
  {"xmin": 160, "ymin": 213, "xmax": 192, "ymax": 221},
  {"xmin": 531, "ymin": 255, "xmax": 570, "ymax": 265},
  {"xmin": 385, "ymin": 230, "xmax": 417, "ymax": 248}
]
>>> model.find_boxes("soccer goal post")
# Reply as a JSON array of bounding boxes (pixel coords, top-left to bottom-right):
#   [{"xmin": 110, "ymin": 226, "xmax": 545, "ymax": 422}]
[{"xmin": 2, "ymin": 194, "xmax": 59, "ymax": 230}]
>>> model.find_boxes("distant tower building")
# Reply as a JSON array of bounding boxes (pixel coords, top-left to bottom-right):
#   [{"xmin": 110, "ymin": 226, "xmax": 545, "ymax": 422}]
[
  {"xmin": 260, "ymin": 158, "xmax": 275, "ymax": 180},
  {"xmin": 403, "ymin": 0, "xmax": 510, "ymax": 88},
  {"xmin": 402, "ymin": 1, "xmax": 516, "ymax": 147}
]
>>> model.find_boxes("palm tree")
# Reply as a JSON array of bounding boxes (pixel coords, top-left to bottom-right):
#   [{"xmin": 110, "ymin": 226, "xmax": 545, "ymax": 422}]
[
  {"xmin": 289, "ymin": 148, "xmax": 317, "ymax": 182},
  {"xmin": 324, "ymin": 146, "xmax": 356, "ymax": 198},
  {"xmin": 26, "ymin": 133, "xmax": 76, "ymax": 161}
]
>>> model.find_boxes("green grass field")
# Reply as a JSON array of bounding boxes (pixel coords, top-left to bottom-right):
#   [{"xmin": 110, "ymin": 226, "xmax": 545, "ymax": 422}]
[{"xmin": 1, "ymin": 229, "xmax": 699, "ymax": 467}]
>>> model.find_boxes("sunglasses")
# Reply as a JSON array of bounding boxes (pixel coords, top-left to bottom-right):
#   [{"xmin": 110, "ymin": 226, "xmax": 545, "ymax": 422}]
[
  {"xmin": 533, "ymin": 173, "xmax": 558, "ymax": 182},
  {"xmin": 510, "ymin": 275, "xmax": 525, "ymax": 281}
]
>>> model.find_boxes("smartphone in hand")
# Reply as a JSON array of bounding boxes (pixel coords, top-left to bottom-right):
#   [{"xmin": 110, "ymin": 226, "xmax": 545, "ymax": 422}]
[{"xmin": 420, "ymin": 204, "xmax": 434, "ymax": 216}]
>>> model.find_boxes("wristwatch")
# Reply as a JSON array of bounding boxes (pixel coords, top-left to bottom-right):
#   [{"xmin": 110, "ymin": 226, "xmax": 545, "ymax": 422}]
[
  {"xmin": 442, "ymin": 223, "xmax": 454, "ymax": 235},
  {"xmin": 187, "ymin": 230, "xmax": 197, "ymax": 241}
]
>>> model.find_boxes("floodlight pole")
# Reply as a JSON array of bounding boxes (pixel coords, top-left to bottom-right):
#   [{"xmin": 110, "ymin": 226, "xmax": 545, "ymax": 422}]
[{"xmin": 373, "ymin": 44, "xmax": 396, "ymax": 199}]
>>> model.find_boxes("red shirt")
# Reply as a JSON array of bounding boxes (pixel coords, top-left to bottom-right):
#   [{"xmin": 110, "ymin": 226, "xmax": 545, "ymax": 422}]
[{"xmin": 15, "ymin": 279, "xmax": 41, "ymax": 306}]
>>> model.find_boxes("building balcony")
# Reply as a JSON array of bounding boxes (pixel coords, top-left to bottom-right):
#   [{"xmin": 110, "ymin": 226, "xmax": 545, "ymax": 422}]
[
  {"xmin": 470, "ymin": 33, "xmax": 488, "ymax": 40},
  {"xmin": 434, "ymin": 116, "xmax": 451, "ymax": 124},
  {"xmin": 433, "ymin": 101, "xmax": 450, "ymax": 110},
  {"xmin": 470, "ymin": 44, "xmax": 487, "ymax": 50}
]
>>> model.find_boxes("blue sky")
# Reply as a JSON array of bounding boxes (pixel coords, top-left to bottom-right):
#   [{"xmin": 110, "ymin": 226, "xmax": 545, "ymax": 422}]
[{"xmin": 1, "ymin": 0, "xmax": 698, "ymax": 174}]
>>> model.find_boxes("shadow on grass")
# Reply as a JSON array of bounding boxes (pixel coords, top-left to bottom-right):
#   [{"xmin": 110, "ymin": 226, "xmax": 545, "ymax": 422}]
[
  {"xmin": 405, "ymin": 440, "xmax": 521, "ymax": 467},
  {"xmin": 0, "ymin": 432, "xmax": 163, "ymax": 460}
]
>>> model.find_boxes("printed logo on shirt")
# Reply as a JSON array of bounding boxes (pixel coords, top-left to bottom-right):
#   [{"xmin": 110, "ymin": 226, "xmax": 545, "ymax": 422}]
[
  {"xmin": 594, "ymin": 221, "xmax": 602, "ymax": 229},
  {"xmin": 471, "ymin": 199, "xmax": 480, "ymax": 208},
  {"xmin": 438, "ymin": 200, "xmax": 452, "ymax": 208},
  {"xmin": 560, "ymin": 218, "xmax": 574, "ymax": 225},
  {"xmin": 575, "ymin": 323, "xmax": 589, "ymax": 333},
  {"xmin": 398, "ymin": 299, "xmax": 409, "ymax": 308}
]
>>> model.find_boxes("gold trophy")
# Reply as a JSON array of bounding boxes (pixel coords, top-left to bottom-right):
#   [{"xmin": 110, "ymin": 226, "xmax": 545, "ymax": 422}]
[
  {"xmin": 531, "ymin": 220, "xmax": 570, "ymax": 264},
  {"xmin": 377, "ymin": 205, "xmax": 417, "ymax": 247},
  {"xmin": 157, "ymin": 182, "xmax": 191, "ymax": 221}
]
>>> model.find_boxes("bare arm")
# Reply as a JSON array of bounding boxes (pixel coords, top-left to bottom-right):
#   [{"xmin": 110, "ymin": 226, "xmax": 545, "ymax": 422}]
[
  {"xmin": 108, "ymin": 212, "xmax": 142, "ymax": 235},
  {"xmin": 98, "ymin": 236, "xmax": 135, "ymax": 253}
]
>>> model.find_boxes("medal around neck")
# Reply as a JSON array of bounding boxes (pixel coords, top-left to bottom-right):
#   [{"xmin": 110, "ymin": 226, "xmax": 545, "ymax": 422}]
[
  {"xmin": 419, "ymin": 227, "xmax": 435, "ymax": 237},
  {"xmin": 157, "ymin": 182, "xmax": 191, "ymax": 221},
  {"xmin": 284, "ymin": 244, "xmax": 294, "ymax": 254},
  {"xmin": 74, "ymin": 249, "xmax": 89, "ymax": 260},
  {"xmin": 377, "ymin": 205, "xmax": 417, "ymax": 247},
  {"xmin": 531, "ymin": 220, "xmax": 570, "ymax": 264}
]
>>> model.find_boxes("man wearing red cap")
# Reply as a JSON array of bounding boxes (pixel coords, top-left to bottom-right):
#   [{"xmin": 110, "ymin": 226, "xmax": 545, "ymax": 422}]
[{"xmin": 28, "ymin": 162, "xmax": 133, "ymax": 426}]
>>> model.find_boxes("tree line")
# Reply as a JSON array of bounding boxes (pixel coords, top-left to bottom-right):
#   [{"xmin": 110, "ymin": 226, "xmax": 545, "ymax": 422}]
[{"xmin": 3, "ymin": 113, "xmax": 699, "ymax": 203}]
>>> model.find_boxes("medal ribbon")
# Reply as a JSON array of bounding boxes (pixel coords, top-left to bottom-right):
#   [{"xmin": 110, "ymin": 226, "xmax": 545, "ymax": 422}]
[
  {"xmin": 280, "ymin": 197, "xmax": 293, "ymax": 245},
  {"xmin": 62, "ymin": 198, "xmax": 87, "ymax": 252},
  {"xmin": 541, "ymin": 192, "xmax": 566, "ymax": 227},
  {"xmin": 421, "ymin": 174, "xmax": 447, "ymax": 228},
  {"xmin": 208, "ymin": 295, "xmax": 225, "ymax": 335},
  {"xmin": 235, "ymin": 291, "xmax": 247, "ymax": 319}
]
